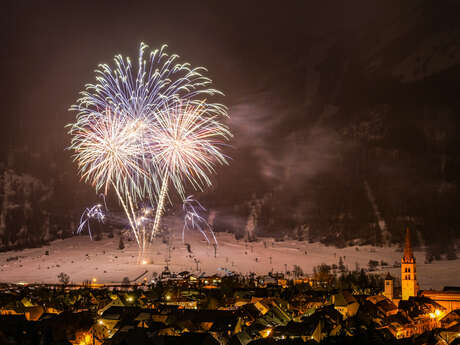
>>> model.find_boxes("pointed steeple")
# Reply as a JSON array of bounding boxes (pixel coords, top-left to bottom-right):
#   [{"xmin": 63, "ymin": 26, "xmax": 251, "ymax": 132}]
[
  {"xmin": 401, "ymin": 227, "xmax": 418, "ymax": 300},
  {"xmin": 402, "ymin": 227, "xmax": 414, "ymax": 263}
]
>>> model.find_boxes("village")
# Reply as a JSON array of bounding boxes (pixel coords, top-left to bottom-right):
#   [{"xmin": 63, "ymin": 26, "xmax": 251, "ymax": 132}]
[{"xmin": 0, "ymin": 229, "xmax": 459, "ymax": 345}]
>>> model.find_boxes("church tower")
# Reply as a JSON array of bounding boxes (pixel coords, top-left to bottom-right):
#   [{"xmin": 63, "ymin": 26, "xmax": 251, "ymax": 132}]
[
  {"xmin": 384, "ymin": 272, "xmax": 394, "ymax": 300},
  {"xmin": 401, "ymin": 227, "xmax": 419, "ymax": 300}
]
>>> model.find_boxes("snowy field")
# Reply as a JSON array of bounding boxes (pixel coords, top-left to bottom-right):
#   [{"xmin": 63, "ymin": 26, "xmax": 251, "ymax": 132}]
[{"xmin": 0, "ymin": 230, "xmax": 458, "ymax": 290}]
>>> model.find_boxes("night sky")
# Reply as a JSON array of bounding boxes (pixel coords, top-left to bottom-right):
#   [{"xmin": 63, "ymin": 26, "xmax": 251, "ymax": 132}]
[
  {"xmin": 1, "ymin": 1, "xmax": 399, "ymax": 147},
  {"xmin": 1, "ymin": 1, "xmax": 460, "ymax": 248}
]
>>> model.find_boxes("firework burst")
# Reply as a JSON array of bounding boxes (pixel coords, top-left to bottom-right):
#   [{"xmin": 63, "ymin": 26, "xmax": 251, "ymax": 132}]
[
  {"xmin": 68, "ymin": 43, "xmax": 229, "ymax": 256},
  {"xmin": 149, "ymin": 101, "xmax": 231, "ymax": 242}
]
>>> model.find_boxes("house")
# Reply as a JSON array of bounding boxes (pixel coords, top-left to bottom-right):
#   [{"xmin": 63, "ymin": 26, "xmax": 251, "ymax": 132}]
[
  {"xmin": 253, "ymin": 299, "xmax": 270, "ymax": 315},
  {"xmin": 273, "ymin": 318, "xmax": 322, "ymax": 342},
  {"xmin": 99, "ymin": 308, "xmax": 122, "ymax": 332},
  {"xmin": 398, "ymin": 296, "xmax": 446, "ymax": 321},
  {"xmin": 310, "ymin": 306, "xmax": 343, "ymax": 338},
  {"xmin": 98, "ymin": 296, "xmax": 127, "ymax": 315},
  {"xmin": 231, "ymin": 330, "xmax": 253, "ymax": 345},
  {"xmin": 133, "ymin": 310, "xmax": 168, "ymax": 332},
  {"xmin": 239, "ymin": 303, "xmax": 262, "ymax": 326},
  {"xmin": 271, "ymin": 305, "xmax": 342, "ymax": 343},
  {"xmin": 332, "ymin": 290, "xmax": 359, "ymax": 319},
  {"xmin": 250, "ymin": 298, "xmax": 291, "ymax": 324},
  {"xmin": 99, "ymin": 306, "xmax": 142, "ymax": 337},
  {"xmin": 102, "ymin": 327, "xmax": 152, "ymax": 345},
  {"xmin": 24, "ymin": 305, "xmax": 45, "ymax": 321},
  {"xmin": 367, "ymin": 295, "xmax": 398, "ymax": 317},
  {"xmin": 172, "ymin": 309, "xmax": 243, "ymax": 336},
  {"xmin": 38, "ymin": 311, "xmax": 95, "ymax": 345},
  {"xmin": 384, "ymin": 313, "xmax": 415, "ymax": 339},
  {"xmin": 440, "ymin": 309, "xmax": 460, "ymax": 329},
  {"xmin": 290, "ymin": 295, "xmax": 326, "ymax": 317},
  {"xmin": 439, "ymin": 323, "xmax": 460, "ymax": 345}
]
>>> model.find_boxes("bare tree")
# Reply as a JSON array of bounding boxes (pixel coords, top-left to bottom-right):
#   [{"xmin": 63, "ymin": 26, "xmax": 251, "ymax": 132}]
[{"xmin": 57, "ymin": 272, "xmax": 70, "ymax": 285}]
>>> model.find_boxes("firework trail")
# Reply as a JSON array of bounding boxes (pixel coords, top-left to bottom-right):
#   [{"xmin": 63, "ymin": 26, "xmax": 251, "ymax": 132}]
[
  {"xmin": 149, "ymin": 101, "xmax": 231, "ymax": 242},
  {"xmin": 76, "ymin": 204, "xmax": 106, "ymax": 240},
  {"xmin": 182, "ymin": 196, "xmax": 217, "ymax": 245},
  {"xmin": 76, "ymin": 194, "xmax": 138, "ymax": 239},
  {"xmin": 68, "ymin": 43, "xmax": 229, "ymax": 257},
  {"xmin": 70, "ymin": 109, "xmax": 151, "ymax": 250}
]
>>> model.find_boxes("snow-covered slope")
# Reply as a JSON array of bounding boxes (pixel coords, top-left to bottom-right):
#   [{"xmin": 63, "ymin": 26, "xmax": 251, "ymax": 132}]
[{"xmin": 0, "ymin": 229, "xmax": 458, "ymax": 290}]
